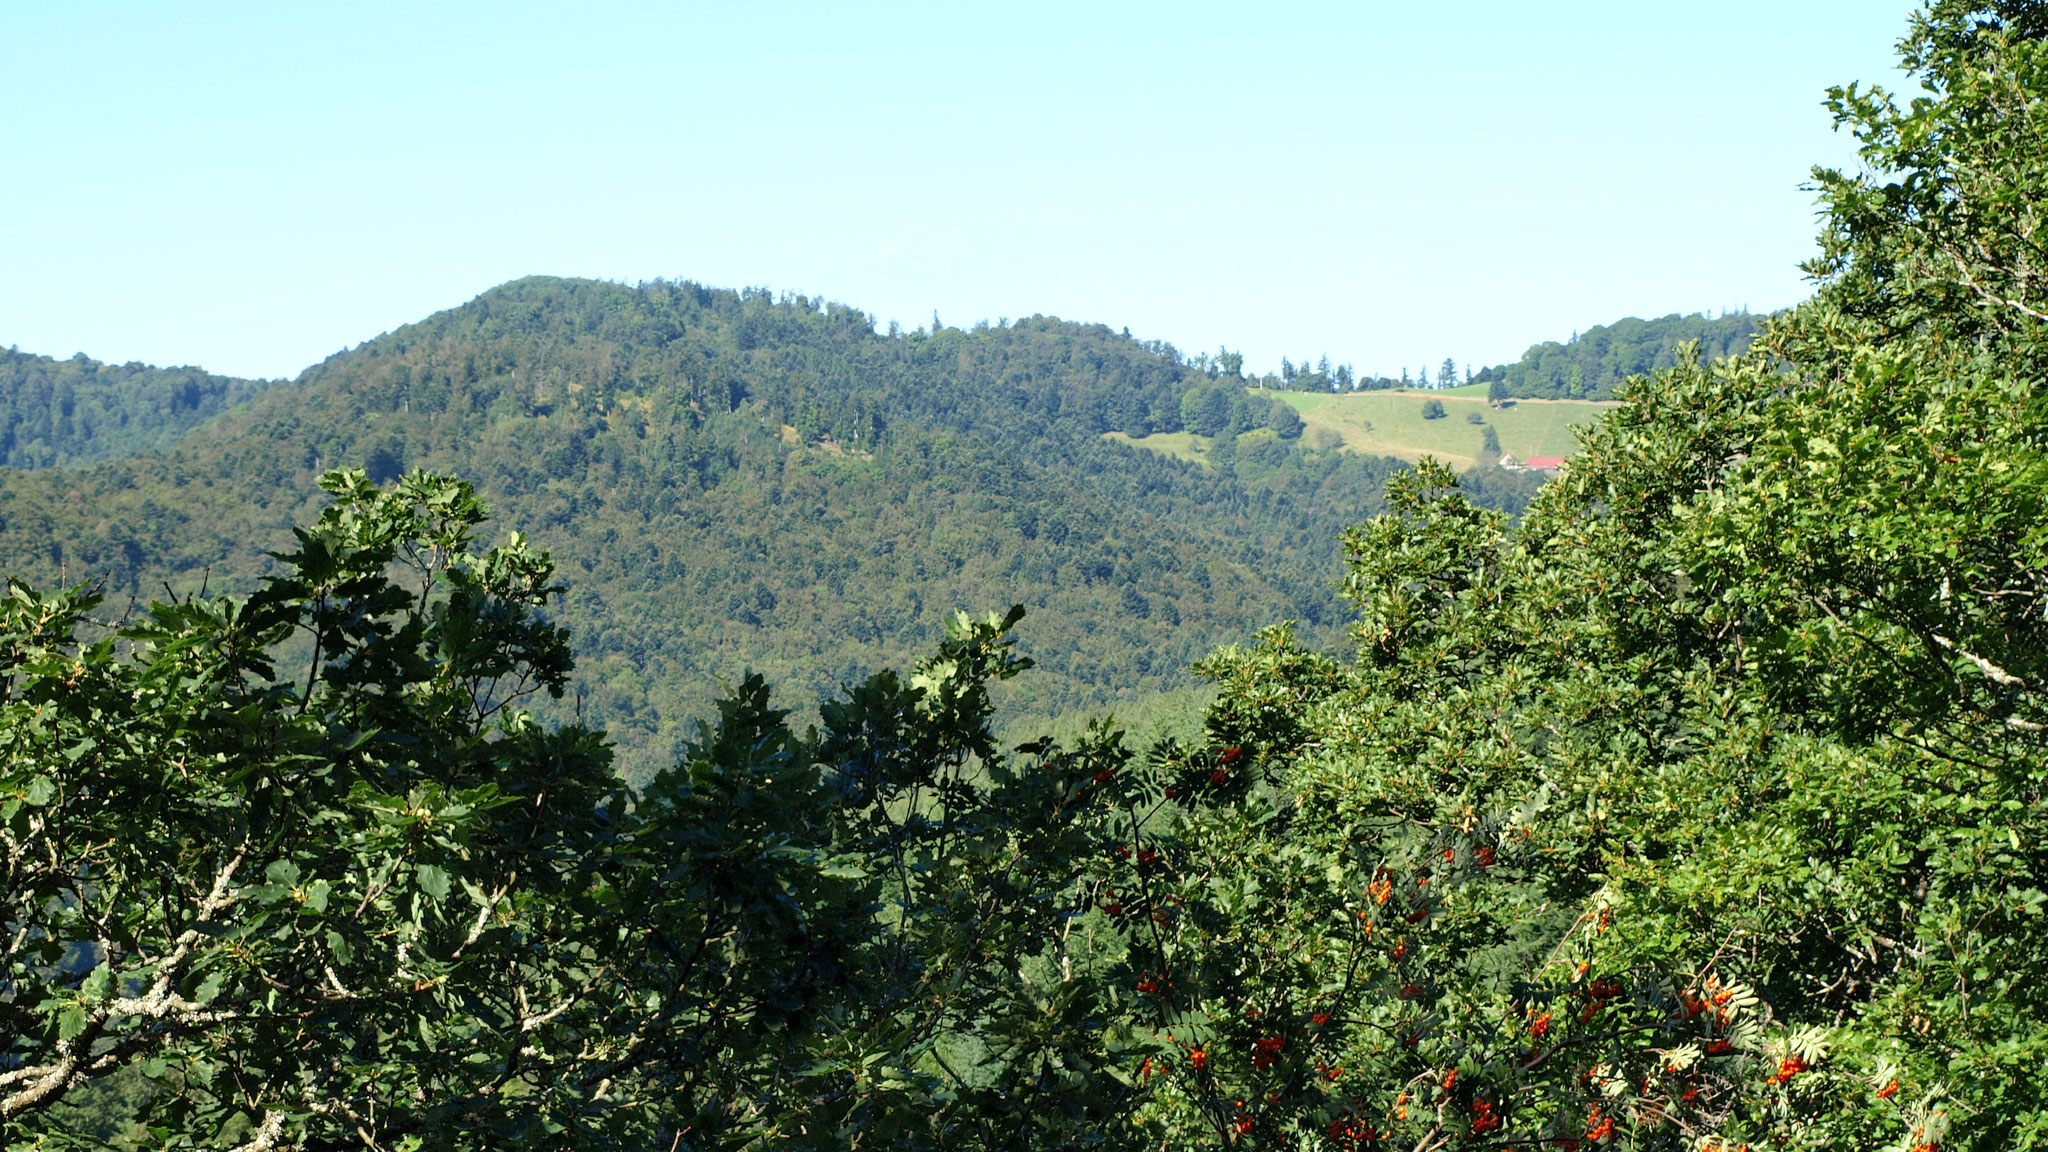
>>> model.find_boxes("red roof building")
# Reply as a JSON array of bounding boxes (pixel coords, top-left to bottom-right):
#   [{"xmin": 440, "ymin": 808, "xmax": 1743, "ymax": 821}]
[{"xmin": 1524, "ymin": 456, "xmax": 1567, "ymax": 471}]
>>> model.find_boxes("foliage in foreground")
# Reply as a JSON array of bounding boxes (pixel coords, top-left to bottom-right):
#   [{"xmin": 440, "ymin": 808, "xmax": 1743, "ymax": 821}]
[
  {"xmin": 2, "ymin": 467, "xmax": 1158, "ymax": 1150},
  {"xmin": 1102, "ymin": 4, "xmax": 2046, "ymax": 1146},
  {"xmin": 9, "ymin": 2, "xmax": 2048, "ymax": 1148}
]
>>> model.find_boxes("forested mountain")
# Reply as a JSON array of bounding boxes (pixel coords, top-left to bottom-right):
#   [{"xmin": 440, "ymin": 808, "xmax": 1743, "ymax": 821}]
[
  {"xmin": 0, "ymin": 281, "xmax": 1542, "ymax": 779},
  {"xmin": 1471, "ymin": 311, "xmax": 1764, "ymax": 399},
  {"xmin": 0, "ymin": 347, "xmax": 281, "ymax": 468},
  {"xmin": 1175, "ymin": 314, "xmax": 1762, "ymax": 402},
  {"xmin": 10, "ymin": 4, "xmax": 2048, "ymax": 1149}
]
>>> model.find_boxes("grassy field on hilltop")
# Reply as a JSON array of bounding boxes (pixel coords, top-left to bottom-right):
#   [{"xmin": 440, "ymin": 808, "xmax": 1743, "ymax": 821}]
[
  {"xmin": 1110, "ymin": 390, "xmax": 1611, "ymax": 471},
  {"xmin": 1274, "ymin": 389, "xmax": 1610, "ymax": 468}
]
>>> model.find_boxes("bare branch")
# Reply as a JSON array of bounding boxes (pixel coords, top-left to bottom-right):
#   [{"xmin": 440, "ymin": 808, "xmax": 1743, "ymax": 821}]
[
  {"xmin": 1949, "ymin": 253, "xmax": 2048, "ymax": 323},
  {"xmin": 1932, "ymin": 634, "xmax": 2032, "ymax": 689},
  {"xmin": 230, "ymin": 1109, "xmax": 288, "ymax": 1152}
]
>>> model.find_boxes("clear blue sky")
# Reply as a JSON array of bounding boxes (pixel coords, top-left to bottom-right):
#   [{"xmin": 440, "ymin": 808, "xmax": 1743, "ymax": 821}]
[{"xmin": 2, "ymin": 1, "xmax": 1914, "ymax": 381}]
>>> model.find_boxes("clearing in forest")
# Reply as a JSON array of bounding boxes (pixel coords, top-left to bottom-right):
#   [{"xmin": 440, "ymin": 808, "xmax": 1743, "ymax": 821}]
[
  {"xmin": 1106, "ymin": 388, "xmax": 1613, "ymax": 471},
  {"xmin": 1273, "ymin": 388, "xmax": 1612, "ymax": 469}
]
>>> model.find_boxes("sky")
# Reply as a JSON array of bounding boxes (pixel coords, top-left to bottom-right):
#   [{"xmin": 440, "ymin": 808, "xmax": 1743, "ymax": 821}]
[{"xmin": 2, "ymin": 1, "xmax": 1916, "ymax": 382}]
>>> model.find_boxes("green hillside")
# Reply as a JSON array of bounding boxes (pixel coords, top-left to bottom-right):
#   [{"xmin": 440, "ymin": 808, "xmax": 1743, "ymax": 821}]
[
  {"xmin": 0, "ymin": 280, "xmax": 1546, "ymax": 781},
  {"xmin": 13, "ymin": 5, "xmax": 2048, "ymax": 1149},
  {"xmin": 1472, "ymin": 310, "xmax": 1764, "ymax": 399},
  {"xmin": 1213, "ymin": 313, "xmax": 1763, "ymax": 404},
  {"xmin": 1107, "ymin": 389, "xmax": 1610, "ymax": 472},
  {"xmin": 1274, "ymin": 389, "xmax": 1608, "ymax": 469},
  {"xmin": 0, "ymin": 347, "xmax": 282, "ymax": 468}
]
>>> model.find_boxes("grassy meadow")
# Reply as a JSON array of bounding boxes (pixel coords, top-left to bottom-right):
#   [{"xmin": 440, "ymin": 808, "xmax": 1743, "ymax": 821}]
[
  {"xmin": 1272, "ymin": 389, "xmax": 1612, "ymax": 469},
  {"xmin": 1100, "ymin": 429, "xmax": 1212, "ymax": 465},
  {"xmin": 1108, "ymin": 390, "xmax": 1613, "ymax": 472},
  {"xmin": 1098, "ymin": 427, "xmax": 1293, "ymax": 468}
]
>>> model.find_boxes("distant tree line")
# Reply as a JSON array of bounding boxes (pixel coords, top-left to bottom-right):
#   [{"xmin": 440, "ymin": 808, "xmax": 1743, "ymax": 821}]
[
  {"xmin": 10, "ymin": 5, "xmax": 2048, "ymax": 1143},
  {"xmin": 1200, "ymin": 352, "xmax": 1471, "ymax": 396},
  {"xmin": 1470, "ymin": 311, "xmax": 1764, "ymax": 400},
  {"xmin": 0, "ymin": 349, "xmax": 283, "ymax": 468},
  {"xmin": 1180, "ymin": 314, "xmax": 1765, "ymax": 406},
  {"xmin": 0, "ymin": 279, "xmax": 1548, "ymax": 782}
]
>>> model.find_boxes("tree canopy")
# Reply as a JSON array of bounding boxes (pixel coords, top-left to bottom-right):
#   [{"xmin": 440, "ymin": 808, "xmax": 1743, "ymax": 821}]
[
  {"xmin": 0, "ymin": 349, "xmax": 281, "ymax": 470},
  {"xmin": 0, "ymin": 283, "xmax": 1542, "ymax": 782},
  {"xmin": 1470, "ymin": 313, "xmax": 1764, "ymax": 401},
  {"xmin": 8, "ymin": 2, "xmax": 2048, "ymax": 1148}
]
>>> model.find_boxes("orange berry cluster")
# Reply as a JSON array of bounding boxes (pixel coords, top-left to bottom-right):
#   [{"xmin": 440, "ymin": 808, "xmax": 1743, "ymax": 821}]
[
  {"xmin": 1230, "ymin": 1098, "xmax": 1254, "ymax": 1134},
  {"xmin": 1578, "ymin": 977, "xmax": 1623, "ymax": 1024},
  {"xmin": 1677, "ymin": 977, "xmax": 1739, "ymax": 1026},
  {"xmin": 1764, "ymin": 1055, "xmax": 1807, "ymax": 1086},
  {"xmin": 1368, "ymin": 872, "xmax": 1393, "ymax": 906},
  {"xmin": 1469, "ymin": 1095, "xmax": 1501, "ymax": 1134},
  {"xmin": 1324, "ymin": 1112, "xmax": 1379, "ymax": 1145}
]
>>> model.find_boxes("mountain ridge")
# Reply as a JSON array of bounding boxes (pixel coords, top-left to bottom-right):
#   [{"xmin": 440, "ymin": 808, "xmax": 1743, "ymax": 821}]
[
  {"xmin": 5, "ymin": 276, "xmax": 1555, "ymax": 779},
  {"xmin": 0, "ymin": 346, "xmax": 285, "ymax": 469}
]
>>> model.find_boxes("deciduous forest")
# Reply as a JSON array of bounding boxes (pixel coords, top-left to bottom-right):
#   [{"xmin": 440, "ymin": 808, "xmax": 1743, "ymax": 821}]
[
  {"xmin": 0, "ymin": 271, "xmax": 1556, "ymax": 781},
  {"xmin": 1468, "ymin": 313, "xmax": 1765, "ymax": 402},
  {"xmin": 6, "ymin": 2, "xmax": 2047, "ymax": 1149}
]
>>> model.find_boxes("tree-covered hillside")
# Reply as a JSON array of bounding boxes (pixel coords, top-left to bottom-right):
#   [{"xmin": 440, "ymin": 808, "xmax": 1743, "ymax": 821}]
[
  {"xmin": 0, "ymin": 284, "xmax": 1543, "ymax": 780},
  {"xmin": 9, "ymin": 3, "xmax": 2048, "ymax": 1149},
  {"xmin": 0, "ymin": 348, "xmax": 281, "ymax": 469},
  {"xmin": 1189, "ymin": 315, "xmax": 1761, "ymax": 404},
  {"xmin": 11, "ymin": 6, "xmax": 2048, "ymax": 1147},
  {"xmin": 1472, "ymin": 311, "xmax": 1764, "ymax": 400}
]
